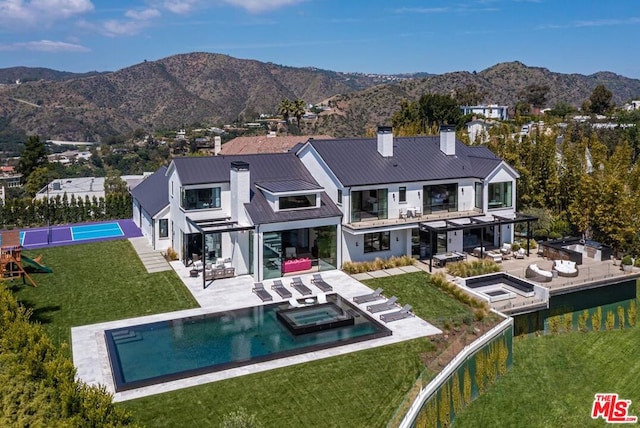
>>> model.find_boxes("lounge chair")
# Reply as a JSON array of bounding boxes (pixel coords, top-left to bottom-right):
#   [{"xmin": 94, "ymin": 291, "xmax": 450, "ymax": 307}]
[
  {"xmin": 311, "ymin": 274, "xmax": 333, "ymax": 292},
  {"xmin": 288, "ymin": 297, "xmax": 302, "ymax": 308},
  {"xmin": 271, "ymin": 280, "xmax": 292, "ymax": 298},
  {"xmin": 353, "ymin": 288, "xmax": 384, "ymax": 304},
  {"xmin": 252, "ymin": 283, "xmax": 273, "ymax": 302},
  {"xmin": 291, "ymin": 277, "xmax": 312, "ymax": 296},
  {"xmin": 380, "ymin": 305, "xmax": 414, "ymax": 323},
  {"xmin": 317, "ymin": 292, "xmax": 327, "ymax": 304},
  {"xmin": 366, "ymin": 296, "xmax": 399, "ymax": 313}
]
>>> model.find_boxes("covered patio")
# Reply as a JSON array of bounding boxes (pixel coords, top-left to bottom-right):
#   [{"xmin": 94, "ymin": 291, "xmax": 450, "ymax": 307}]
[{"xmin": 420, "ymin": 212, "xmax": 538, "ymax": 272}]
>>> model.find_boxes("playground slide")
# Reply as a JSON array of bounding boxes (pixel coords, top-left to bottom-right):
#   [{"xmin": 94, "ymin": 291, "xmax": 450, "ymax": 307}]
[{"xmin": 21, "ymin": 255, "xmax": 53, "ymax": 273}]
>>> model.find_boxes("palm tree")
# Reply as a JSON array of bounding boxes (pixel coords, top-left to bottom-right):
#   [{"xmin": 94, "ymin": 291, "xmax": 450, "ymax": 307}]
[
  {"xmin": 278, "ymin": 99, "xmax": 292, "ymax": 125},
  {"xmin": 291, "ymin": 99, "xmax": 306, "ymax": 128}
]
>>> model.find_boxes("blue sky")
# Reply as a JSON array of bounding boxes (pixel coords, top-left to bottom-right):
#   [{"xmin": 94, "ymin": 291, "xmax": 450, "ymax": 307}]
[{"xmin": 1, "ymin": 0, "xmax": 639, "ymax": 78}]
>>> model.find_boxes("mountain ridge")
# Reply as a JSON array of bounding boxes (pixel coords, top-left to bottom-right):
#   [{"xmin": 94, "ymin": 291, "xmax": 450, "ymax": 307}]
[{"xmin": 0, "ymin": 53, "xmax": 639, "ymax": 141}]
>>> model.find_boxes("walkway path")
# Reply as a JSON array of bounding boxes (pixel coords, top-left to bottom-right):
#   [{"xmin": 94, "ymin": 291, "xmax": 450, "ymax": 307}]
[{"xmin": 128, "ymin": 237, "xmax": 172, "ymax": 273}]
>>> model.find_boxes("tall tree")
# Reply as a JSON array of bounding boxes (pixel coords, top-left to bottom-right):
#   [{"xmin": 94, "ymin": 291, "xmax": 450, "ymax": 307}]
[
  {"xmin": 521, "ymin": 84, "xmax": 549, "ymax": 110},
  {"xmin": 277, "ymin": 99, "xmax": 292, "ymax": 125},
  {"xmin": 17, "ymin": 135, "xmax": 48, "ymax": 183},
  {"xmin": 291, "ymin": 99, "xmax": 306, "ymax": 129},
  {"xmin": 588, "ymin": 84, "xmax": 613, "ymax": 115}
]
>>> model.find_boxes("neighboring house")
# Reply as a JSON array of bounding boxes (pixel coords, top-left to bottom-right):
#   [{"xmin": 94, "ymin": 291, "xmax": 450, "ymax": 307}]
[
  {"xmin": 461, "ymin": 104, "xmax": 509, "ymax": 121},
  {"xmin": 466, "ymin": 118, "xmax": 493, "ymax": 144},
  {"xmin": 220, "ymin": 135, "xmax": 332, "ymax": 155},
  {"xmin": 165, "ymin": 153, "xmax": 342, "ymax": 281},
  {"xmin": 0, "ymin": 166, "xmax": 21, "ymax": 189},
  {"xmin": 131, "ymin": 166, "xmax": 171, "ymax": 251},
  {"xmin": 297, "ymin": 126, "xmax": 526, "ymax": 265},
  {"xmin": 35, "ymin": 174, "xmax": 151, "ymax": 201}
]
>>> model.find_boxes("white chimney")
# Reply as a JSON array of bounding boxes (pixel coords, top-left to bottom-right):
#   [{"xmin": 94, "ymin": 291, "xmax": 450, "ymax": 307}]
[
  {"xmin": 214, "ymin": 136, "xmax": 221, "ymax": 156},
  {"xmin": 439, "ymin": 125, "xmax": 456, "ymax": 156},
  {"xmin": 230, "ymin": 161, "xmax": 250, "ymax": 224},
  {"xmin": 377, "ymin": 126, "xmax": 393, "ymax": 157}
]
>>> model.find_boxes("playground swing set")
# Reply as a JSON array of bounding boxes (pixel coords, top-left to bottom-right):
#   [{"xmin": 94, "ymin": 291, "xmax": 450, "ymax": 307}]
[{"xmin": 0, "ymin": 230, "xmax": 52, "ymax": 287}]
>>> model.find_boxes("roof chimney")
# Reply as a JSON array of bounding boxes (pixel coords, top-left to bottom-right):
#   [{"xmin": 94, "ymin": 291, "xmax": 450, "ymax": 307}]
[
  {"xmin": 214, "ymin": 136, "xmax": 221, "ymax": 156},
  {"xmin": 230, "ymin": 161, "xmax": 250, "ymax": 224},
  {"xmin": 377, "ymin": 126, "xmax": 393, "ymax": 157},
  {"xmin": 439, "ymin": 125, "xmax": 456, "ymax": 156}
]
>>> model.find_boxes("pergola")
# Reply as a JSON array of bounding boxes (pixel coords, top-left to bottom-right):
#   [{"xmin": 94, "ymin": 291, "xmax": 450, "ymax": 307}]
[
  {"xmin": 419, "ymin": 212, "xmax": 538, "ymax": 272},
  {"xmin": 186, "ymin": 217, "xmax": 254, "ymax": 288}
]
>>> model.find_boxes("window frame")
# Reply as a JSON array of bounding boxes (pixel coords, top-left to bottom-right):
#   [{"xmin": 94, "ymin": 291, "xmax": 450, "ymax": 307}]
[
  {"xmin": 159, "ymin": 218, "xmax": 169, "ymax": 239},
  {"xmin": 363, "ymin": 231, "xmax": 391, "ymax": 253}
]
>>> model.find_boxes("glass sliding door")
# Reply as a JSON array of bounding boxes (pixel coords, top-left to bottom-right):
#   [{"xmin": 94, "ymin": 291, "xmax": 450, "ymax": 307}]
[
  {"xmin": 263, "ymin": 232, "xmax": 282, "ymax": 280},
  {"xmin": 315, "ymin": 226, "xmax": 337, "ymax": 271}
]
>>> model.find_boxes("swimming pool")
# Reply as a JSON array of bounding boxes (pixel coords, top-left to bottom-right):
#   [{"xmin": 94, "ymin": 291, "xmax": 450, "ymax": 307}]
[{"xmin": 105, "ymin": 294, "xmax": 391, "ymax": 391}]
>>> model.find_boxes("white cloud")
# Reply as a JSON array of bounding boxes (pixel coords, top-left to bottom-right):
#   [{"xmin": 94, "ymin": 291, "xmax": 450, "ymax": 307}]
[
  {"xmin": 125, "ymin": 8, "xmax": 161, "ymax": 20},
  {"xmin": 539, "ymin": 17, "xmax": 640, "ymax": 30},
  {"xmin": 163, "ymin": 0, "xmax": 199, "ymax": 14},
  {"xmin": 221, "ymin": 0, "xmax": 306, "ymax": 14},
  {"xmin": 0, "ymin": 39, "xmax": 90, "ymax": 52},
  {"xmin": 0, "ymin": 0, "xmax": 94, "ymax": 27},
  {"xmin": 102, "ymin": 19, "xmax": 151, "ymax": 37},
  {"xmin": 394, "ymin": 7, "xmax": 449, "ymax": 14}
]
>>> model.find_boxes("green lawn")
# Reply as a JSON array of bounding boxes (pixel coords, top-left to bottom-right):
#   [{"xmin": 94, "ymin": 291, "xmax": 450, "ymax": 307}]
[
  {"xmin": 12, "ymin": 240, "xmax": 199, "ymax": 351},
  {"xmin": 11, "ymin": 245, "xmax": 480, "ymax": 427},
  {"xmin": 119, "ymin": 337, "xmax": 433, "ymax": 427},
  {"xmin": 362, "ymin": 271, "xmax": 475, "ymax": 326},
  {"xmin": 454, "ymin": 327, "xmax": 640, "ymax": 427}
]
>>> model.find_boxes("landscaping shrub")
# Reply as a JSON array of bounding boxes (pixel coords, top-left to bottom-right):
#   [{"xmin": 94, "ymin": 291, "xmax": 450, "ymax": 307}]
[
  {"xmin": 0, "ymin": 288, "xmax": 137, "ymax": 427},
  {"xmin": 342, "ymin": 255, "xmax": 415, "ymax": 274},
  {"xmin": 446, "ymin": 259, "xmax": 501, "ymax": 278}
]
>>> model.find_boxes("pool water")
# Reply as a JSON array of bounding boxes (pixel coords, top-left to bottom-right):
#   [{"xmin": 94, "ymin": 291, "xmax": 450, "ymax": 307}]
[{"xmin": 106, "ymin": 294, "xmax": 391, "ymax": 391}]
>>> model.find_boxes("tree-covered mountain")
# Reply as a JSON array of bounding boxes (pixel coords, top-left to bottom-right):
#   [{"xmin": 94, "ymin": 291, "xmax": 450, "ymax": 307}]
[{"xmin": 1, "ymin": 54, "xmax": 639, "ymax": 142}]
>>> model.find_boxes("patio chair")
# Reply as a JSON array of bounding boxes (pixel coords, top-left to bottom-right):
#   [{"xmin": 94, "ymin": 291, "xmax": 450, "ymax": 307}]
[
  {"xmin": 291, "ymin": 277, "xmax": 312, "ymax": 296},
  {"xmin": 311, "ymin": 274, "xmax": 333, "ymax": 292},
  {"xmin": 380, "ymin": 305, "xmax": 414, "ymax": 323},
  {"xmin": 252, "ymin": 283, "xmax": 273, "ymax": 302},
  {"xmin": 353, "ymin": 288, "xmax": 384, "ymax": 304},
  {"xmin": 288, "ymin": 297, "xmax": 302, "ymax": 308},
  {"xmin": 366, "ymin": 296, "xmax": 399, "ymax": 313},
  {"xmin": 271, "ymin": 279, "xmax": 292, "ymax": 298}
]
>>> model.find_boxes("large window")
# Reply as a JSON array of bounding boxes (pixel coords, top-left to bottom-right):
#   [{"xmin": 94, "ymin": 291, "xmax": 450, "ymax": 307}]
[
  {"xmin": 475, "ymin": 182, "xmax": 483, "ymax": 209},
  {"xmin": 363, "ymin": 232, "xmax": 390, "ymax": 253},
  {"xmin": 488, "ymin": 182, "xmax": 513, "ymax": 209},
  {"xmin": 159, "ymin": 219, "xmax": 168, "ymax": 238},
  {"xmin": 181, "ymin": 187, "xmax": 221, "ymax": 210},
  {"xmin": 423, "ymin": 183, "xmax": 457, "ymax": 214},
  {"xmin": 351, "ymin": 189, "xmax": 388, "ymax": 222},
  {"xmin": 279, "ymin": 194, "xmax": 316, "ymax": 210}
]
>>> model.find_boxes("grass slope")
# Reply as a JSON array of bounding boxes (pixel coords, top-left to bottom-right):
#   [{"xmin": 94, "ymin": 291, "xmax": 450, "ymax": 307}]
[
  {"xmin": 11, "ymin": 240, "xmax": 199, "ymax": 351},
  {"xmin": 454, "ymin": 328, "xmax": 640, "ymax": 427}
]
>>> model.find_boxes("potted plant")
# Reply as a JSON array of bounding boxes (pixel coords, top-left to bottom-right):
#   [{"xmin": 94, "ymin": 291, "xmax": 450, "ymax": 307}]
[{"xmin": 621, "ymin": 255, "xmax": 633, "ymax": 272}]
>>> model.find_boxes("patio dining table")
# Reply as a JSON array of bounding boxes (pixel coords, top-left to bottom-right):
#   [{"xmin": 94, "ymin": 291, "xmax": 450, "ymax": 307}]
[{"xmin": 433, "ymin": 251, "xmax": 465, "ymax": 267}]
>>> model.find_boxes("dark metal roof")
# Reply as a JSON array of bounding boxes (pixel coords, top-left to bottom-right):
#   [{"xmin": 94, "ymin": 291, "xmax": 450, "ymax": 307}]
[
  {"xmin": 171, "ymin": 153, "xmax": 319, "ymax": 185},
  {"xmin": 308, "ymin": 136, "xmax": 503, "ymax": 186},
  {"xmin": 130, "ymin": 166, "xmax": 168, "ymax": 217},
  {"xmin": 246, "ymin": 191, "xmax": 342, "ymax": 225},
  {"xmin": 256, "ymin": 179, "xmax": 322, "ymax": 193},
  {"xmin": 170, "ymin": 153, "xmax": 342, "ymax": 225}
]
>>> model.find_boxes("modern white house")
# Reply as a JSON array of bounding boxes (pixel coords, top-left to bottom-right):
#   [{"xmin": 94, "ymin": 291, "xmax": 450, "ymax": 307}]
[
  {"xmin": 461, "ymin": 104, "xmax": 509, "ymax": 121},
  {"xmin": 132, "ymin": 126, "xmax": 535, "ymax": 281}
]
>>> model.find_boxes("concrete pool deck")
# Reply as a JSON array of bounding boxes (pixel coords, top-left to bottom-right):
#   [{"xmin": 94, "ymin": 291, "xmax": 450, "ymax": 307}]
[{"xmin": 72, "ymin": 269, "xmax": 441, "ymax": 402}]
